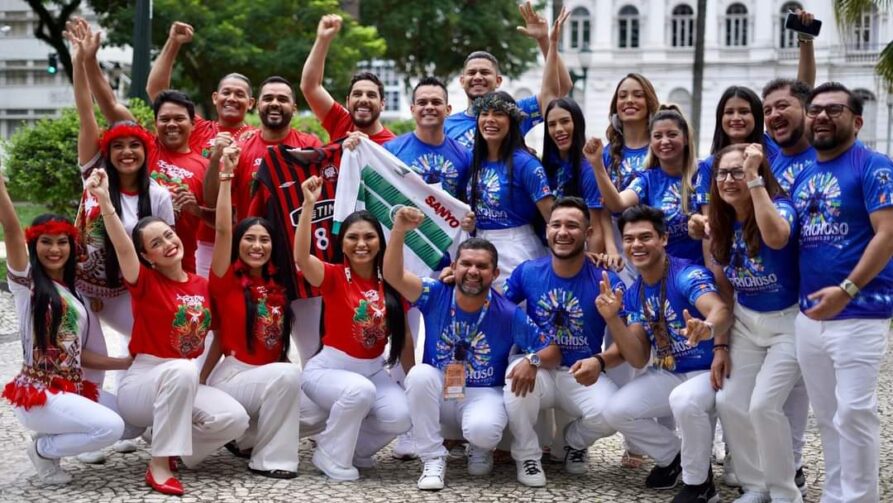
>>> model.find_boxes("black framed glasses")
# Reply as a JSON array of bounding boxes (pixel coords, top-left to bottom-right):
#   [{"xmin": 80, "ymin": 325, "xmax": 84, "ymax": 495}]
[
  {"xmin": 715, "ymin": 169, "xmax": 747, "ymax": 182},
  {"xmin": 806, "ymin": 104, "xmax": 854, "ymax": 118}
]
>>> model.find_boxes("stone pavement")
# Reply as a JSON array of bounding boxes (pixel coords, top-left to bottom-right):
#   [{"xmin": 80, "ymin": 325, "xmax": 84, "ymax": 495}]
[{"xmin": 0, "ymin": 291, "xmax": 890, "ymax": 502}]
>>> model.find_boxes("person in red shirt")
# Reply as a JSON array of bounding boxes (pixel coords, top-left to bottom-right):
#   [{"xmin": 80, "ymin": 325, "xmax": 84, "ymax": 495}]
[
  {"xmin": 295, "ymin": 176, "xmax": 413, "ymax": 481},
  {"xmin": 85, "ymin": 168, "xmax": 249, "ymax": 496},
  {"xmin": 300, "ymin": 15, "xmax": 396, "ymax": 145}
]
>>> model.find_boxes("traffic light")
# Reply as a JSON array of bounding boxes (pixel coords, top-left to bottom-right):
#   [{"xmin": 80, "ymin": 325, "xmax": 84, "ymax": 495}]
[{"xmin": 47, "ymin": 53, "xmax": 58, "ymax": 74}]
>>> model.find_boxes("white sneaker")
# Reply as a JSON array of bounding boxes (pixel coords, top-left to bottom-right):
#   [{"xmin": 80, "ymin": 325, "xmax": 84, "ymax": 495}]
[
  {"xmin": 76, "ymin": 450, "xmax": 107, "ymax": 464},
  {"xmin": 114, "ymin": 438, "xmax": 140, "ymax": 453},
  {"xmin": 417, "ymin": 457, "xmax": 446, "ymax": 490},
  {"xmin": 722, "ymin": 454, "xmax": 741, "ymax": 487},
  {"xmin": 27, "ymin": 440, "xmax": 71, "ymax": 485},
  {"xmin": 516, "ymin": 458, "xmax": 546, "ymax": 487},
  {"xmin": 312, "ymin": 448, "xmax": 359, "ymax": 481},
  {"xmin": 392, "ymin": 432, "xmax": 418, "ymax": 460},
  {"xmin": 732, "ymin": 492, "xmax": 771, "ymax": 503},
  {"xmin": 563, "ymin": 446, "xmax": 588, "ymax": 475},
  {"xmin": 466, "ymin": 445, "xmax": 493, "ymax": 476}
]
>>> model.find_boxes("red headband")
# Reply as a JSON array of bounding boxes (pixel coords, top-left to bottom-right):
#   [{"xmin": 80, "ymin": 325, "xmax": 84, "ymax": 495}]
[
  {"xmin": 98, "ymin": 122, "xmax": 155, "ymax": 157},
  {"xmin": 25, "ymin": 221, "xmax": 79, "ymax": 243}
]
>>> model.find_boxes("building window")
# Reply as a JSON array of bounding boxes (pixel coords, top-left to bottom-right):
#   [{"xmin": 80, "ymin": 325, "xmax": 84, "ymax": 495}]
[
  {"xmin": 569, "ymin": 7, "xmax": 591, "ymax": 50},
  {"xmin": 854, "ymin": 89, "xmax": 877, "ymax": 148},
  {"xmin": 851, "ymin": 7, "xmax": 877, "ymax": 51},
  {"xmin": 2, "ymin": 70, "xmax": 28, "ymax": 86},
  {"xmin": 670, "ymin": 4, "xmax": 695, "ymax": 48},
  {"xmin": 778, "ymin": 2, "xmax": 802, "ymax": 49},
  {"xmin": 725, "ymin": 3, "xmax": 749, "ymax": 47},
  {"xmin": 667, "ymin": 88, "xmax": 693, "ymax": 120},
  {"xmin": 618, "ymin": 5, "xmax": 640, "ymax": 49}
]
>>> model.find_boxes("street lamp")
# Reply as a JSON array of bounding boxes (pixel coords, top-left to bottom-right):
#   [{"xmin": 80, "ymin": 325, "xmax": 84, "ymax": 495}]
[{"xmin": 569, "ymin": 42, "xmax": 593, "ymax": 102}]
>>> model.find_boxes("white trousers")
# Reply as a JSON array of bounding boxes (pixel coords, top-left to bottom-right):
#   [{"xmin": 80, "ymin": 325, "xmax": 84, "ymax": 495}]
[
  {"xmin": 195, "ymin": 241, "xmax": 213, "ymax": 279},
  {"xmin": 795, "ymin": 314, "xmax": 889, "ymax": 503},
  {"xmin": 504, "ymin": 359, "xmax": 618, "ymax": 461},
  {"xmin": 302, "ymin": 346, "xmax": 411, "ymax": 468},
  {"xmin": 716, "ymin": 304, "xmax": 801, "ymax": 501},
  {"xmin": 291, "ymin": 297, "xmax": 323, "ymax": 366},
  {"xmin": 478, "ymin": 225, "xmax": 546, "ymax": 293},
  {"xmin": 405, "ymin": 363, "xmax": 505, "ymax": 461},
  {"xmin": 208, "ymin": 357, "xmax": 302, "ymax": 472},
  {"xmin": 785, "ymin": 375, "xmax": 809, "ymax": 468},
  {"xmin": 604, "ymin": 368, "xmax": 715, "ymax": 485},
  {"xmin": 116, "ymin": 354, "xmax": 249, "ymax": 467}
]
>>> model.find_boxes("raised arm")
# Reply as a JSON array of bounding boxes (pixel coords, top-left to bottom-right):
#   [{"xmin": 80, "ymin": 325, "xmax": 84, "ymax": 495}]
[
  {"xmin": 595, "ymin": 271, "xmax": 651, "ymax": 368},
  {"xmin": 744, "ymin": 144, "xmax": 791, "ymax": 249},
  {"xmin": 86, "ymin": 169, "xmax": 141, "ymax": 285},
  {"xmin": 294, "ymin": 176, "xmax": 326, "ymax": 287},
  {"xmin": 64, "ymin": 19, "xmax": 100, "ymax": 166},
  {"xmin": 299, "ymin": 15, "xmax": 341, "ymax": 121},
  {"xmin": 210, "ymin": 144, "xmax": 240, "ymax": 278},
  {"xmin": 147, "ymin": 22, "xmax": 194, "ymax": 102},
  {"xmin": 794, "ymin": 9, "xmax": 816, "ymax": 88},
  {"xmin": 78, "ymin": 19, "xmax": 134, "ymax": 123},
  {"xmin": 382, "ymin": 207, "xmax": 425, "ymax": 302},
  {"xmin": 584, "ymin": 137, "xmax": 639, "ymax": 212},
  {"xmin": 518, "ymin": 2, "xmax": 572, "ymax": 99},
  {"xmin": 0, "ymin": 165, "xmax": 27, "ymax": 273}
]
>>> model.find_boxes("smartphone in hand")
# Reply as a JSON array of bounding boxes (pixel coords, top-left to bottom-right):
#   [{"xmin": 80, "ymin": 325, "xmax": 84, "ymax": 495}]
[{"xmin": 785, "ymin": 12, "xmax": 821, "ymax": 38}]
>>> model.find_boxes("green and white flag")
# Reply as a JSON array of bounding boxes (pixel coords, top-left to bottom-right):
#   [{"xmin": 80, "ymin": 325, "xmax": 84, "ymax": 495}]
[{"xmin": 334, "ymin": 138, "xmax": 470, "ymax": 276}]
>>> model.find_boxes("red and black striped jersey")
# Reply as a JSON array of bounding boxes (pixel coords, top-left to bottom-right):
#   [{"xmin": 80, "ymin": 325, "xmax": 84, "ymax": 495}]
[{"xmin": 252, "ymin": 143, "xmax": 341, "ymax": 300}]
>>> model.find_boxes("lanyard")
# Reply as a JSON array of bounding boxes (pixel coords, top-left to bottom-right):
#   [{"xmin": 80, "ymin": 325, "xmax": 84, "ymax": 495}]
[
  {"xmin": 448, "ymin": 289, "xmax": 491, "ymax": 361},
  {"xmin": 639, "ymin": 257, "xmax": 675, "ymax": 369}
]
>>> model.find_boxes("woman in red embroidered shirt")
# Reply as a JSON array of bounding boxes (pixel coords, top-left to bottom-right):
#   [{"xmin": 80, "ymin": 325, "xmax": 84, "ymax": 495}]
[
  {"xmin": 0, "ymin": 169, "xmax": 136, "ymax": 484},
  {"xmin": 296, "ymin": 175, "xmax": 413, "ymax": 481},
  {"xmin": 85, "ymin": 168, "xmax": 249, "ymax": 495},
  {"xmin": 197, "ymin": 145, "xmax": 302, "ymax": 478}
]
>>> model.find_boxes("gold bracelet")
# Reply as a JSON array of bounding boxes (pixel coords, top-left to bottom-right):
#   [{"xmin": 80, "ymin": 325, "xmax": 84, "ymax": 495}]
[{"xmin": 219, "ymin": 172, "xmax": 235, "ymax": 181}]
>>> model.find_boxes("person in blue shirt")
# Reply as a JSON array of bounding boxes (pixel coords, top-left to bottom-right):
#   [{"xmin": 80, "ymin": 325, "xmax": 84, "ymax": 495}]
[
  {"xmin": 791, "ymin": 82, "xmax": 893, "ymax": 503},
  {"xmin": 706, "ymin": 144, "xmax": 803, "ymax": 503},
  {"xmin": 502, "ymin": 197, "xmax": 626, "ymax": 485},
  {"xmin": 465, "ymin": 91, "xmax": 554, "ymax": 291},
  {"xmin": 598, "ymin": 205, "xmax": 731, "ymax": 501},
  {"xmin": 383, "ymin": 207, "xmax": 560, "ymax": 492},
  {"xmin": 586, "ymin": 105, "xmax": 703, "ymax": 264}
]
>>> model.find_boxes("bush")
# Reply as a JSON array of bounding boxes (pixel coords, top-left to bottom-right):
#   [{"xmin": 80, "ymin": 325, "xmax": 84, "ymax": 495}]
[
  {"xmin": 384, "ymin": 118, "xmax": 415, "ymax": 136},
  {"xmin": 2, "ymin": 98, "xmax": 155, "ymax": 219}
]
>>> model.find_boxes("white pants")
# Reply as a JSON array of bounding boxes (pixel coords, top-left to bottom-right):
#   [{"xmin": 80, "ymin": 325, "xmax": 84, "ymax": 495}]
[
  {"xmin": 604, "ymin": 368, "xmax": 715, "ymax": 485},
  {"xmin": 195, "ymin": 241, "xmax": 213, "ymax": 279},
  {"xmin": 405, "ymin": 363, "xmax": 505, "ymax": 461},
  {"xmin": 478, "ymin": 225, "xmax": 546, "ymax": 293},
  {"xmin": 208, "ymin": 357, "xmax": 302, "ymax": 472},
  {"xmin": 302, "ymin": 346, "xmax": 411, "ymax": 468},
  {"xmin": 785, "ymin": 375, "xmax": 809, "ymax": 468},
  {"xmin": 505, "ymin": 360, "xmax": 618, "ymax": 461},
  {"xmin": 795, "ymin": 314, "xmax": 889, "ymax": 503},
  {"xmin": 116, "ymin": 354, "xmax": 249, "ymax": 467},
  {"xmin": 15, "ymin": 389, "xmax": 125, "ymax": 458},
  {"xmin": 716, "ymin": 304, "xmax": 801, "ymax": 501},
  {"xmin": 291, "ymin": 297, "xmax": 322, "ymax": 366}
]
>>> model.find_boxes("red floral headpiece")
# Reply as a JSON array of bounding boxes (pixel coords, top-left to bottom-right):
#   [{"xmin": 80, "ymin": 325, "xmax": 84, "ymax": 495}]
[
  {"xmin": 24, "ymin": 221, "xmax": 79, "ymax": 243},
  {"xmin": 98, "ymin": 121, "xmax": 154, "ymax": 158}
]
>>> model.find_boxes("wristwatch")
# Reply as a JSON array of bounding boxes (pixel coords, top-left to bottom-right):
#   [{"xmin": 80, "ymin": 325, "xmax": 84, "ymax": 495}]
[
  {"xmin": 525, "ymin": 353, "xmax": 542, "ymax": 368},
  {"xmin": 839, "ymin": 279, "xmax": 860, "ymax": 299},
  {"xmin": 746, "ymin": 176, "xmax": 765, "ymax": 190}
]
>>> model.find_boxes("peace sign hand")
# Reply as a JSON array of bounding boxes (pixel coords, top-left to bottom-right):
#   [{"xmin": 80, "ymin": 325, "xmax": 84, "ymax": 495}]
[
  {"xmin": 595, "ymin": 271, "xmax": 623, "ymax": 319},
  {"xmin": 681, "ymin": 309, "xmax": 714, "ymax": 347}
]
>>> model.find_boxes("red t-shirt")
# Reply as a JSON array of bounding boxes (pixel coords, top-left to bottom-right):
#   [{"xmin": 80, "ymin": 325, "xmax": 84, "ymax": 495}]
[
  {"xmin": 320, "ymin": 263, "xmax": 392, "ymax": 359},
  {"xmin": 149, "ymin": 144, "xmax": 209, "ymax": 273},
  {"xmin": 128, "ymin": 266, "xmax": 211, "ymax": 359},
  {"xmin": 208, "ymin": 264, "xmax": 288, "ymax": 365},
  {"xmin": 189, "ymin": 115, "xmax": 257, "ymax": 159},
  {"xmin": 322, "ymin": 102, "xmax": 395, "ymax": 145},
  {"xmin": 233, "ymin": 129, "xmax": 322, "ymax": 222}
]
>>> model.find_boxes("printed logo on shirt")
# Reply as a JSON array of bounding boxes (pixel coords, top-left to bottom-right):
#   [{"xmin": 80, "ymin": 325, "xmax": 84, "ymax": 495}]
[
  {"xmin": 433, "ymin": 322, "xmax": 494, "ymax": 385},
  {"xmin": 289, "ymin": 199, "xmax": 335, "ymax": 227},
  {"xmin": 474, "ymin": 169, "xmax": 508, "ymax": 222},
  {"xmin": 351, "ymin": 289, "xmax": 387, "ymax": 350},
  {"xmin": 54, "ymin": 294, "xmax": 81, "ymax": 369},
  {"xmin": 254, "ymin": 289, "xmax": 285, "ymax": 350},
  {"xmin": 459, "ymin": 128, "xmax": 475, "ymax": 149},
  {"xmin": 171, "ymin": 294, "xmax": 211, "ymax": 357},
  {"xmin": 321, "ymin": 163, "xmax": 339, "ymax": 183},
  {"xmin": 535, "ymin": 289, "xmax": 587, "ymax": 350},
  {"xmin": 660, "ymin": 183, "xmax": 689, "ymax": 236},
  {"xmin": 795, "ymin": 172, "xmax": 847, "ymax": 247},
  {"xmin": 778, "ymin": 160, "xmax": 809, "ymax": 193},
  {"xmin": 725, "ymin": 232, "xmax": 779, "ymax": 291},
  {"xmin": 411, "ymin": 153, "xmax": 449, "ymax": 184}
]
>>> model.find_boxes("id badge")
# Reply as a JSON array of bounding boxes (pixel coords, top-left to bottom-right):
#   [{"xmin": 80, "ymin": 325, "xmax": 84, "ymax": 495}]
[{"xmin": 443, "ymin": 361, "xmax": 466, "ymax": 400}]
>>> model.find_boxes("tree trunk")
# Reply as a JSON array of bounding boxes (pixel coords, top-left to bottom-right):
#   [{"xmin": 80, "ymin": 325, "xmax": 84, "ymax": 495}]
[
  {"xmin": 691, "ymin": 0, "xmax": 707, "ymax": 153},
  {"xmin": 26, "ymin": 0, "xmax": 83, "ymax": 84}
]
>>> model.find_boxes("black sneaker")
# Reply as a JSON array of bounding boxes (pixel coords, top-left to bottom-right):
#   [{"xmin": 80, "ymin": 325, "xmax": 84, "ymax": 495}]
[
  {"xmin": 645, "ymin": 452, "xmax": 682, "ymax": 490},
  {"xmin": 671, "ymin": 469, "xmax": 719, "ymax": 503},
  {"xmin": 795, "ymin": 466, "xmax": 807, "ymax": 496}
]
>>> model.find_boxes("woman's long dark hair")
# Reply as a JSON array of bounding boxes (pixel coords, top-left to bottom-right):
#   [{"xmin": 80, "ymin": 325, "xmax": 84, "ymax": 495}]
[
  {"xmin": 331, "ymin": 211, "xmax": 406, "ymax": 366},
  {"xmin": 232, "ymin": 217, "xmax": 293, "ymax": 359},
  {"xmin": 29, "ymin": 214, "xmax": 82, "ymax": 351},
  {"xmin": 467, "ymin": 91, "xmax": 526, "ymax": 211},
  {"xmin": 710, "ymin": 86, "xmax": 765, "ymax": 155},
  {"xmin": 709, "ymin": 144, "xmax": 784, "ymax": 265},
  {"xmin": 605, "ymin": 73, "xmax": 660, "ymax": 189},
  {"xmin": 542, "ymin": 97, "xmax": 586, "ymax": 198}
]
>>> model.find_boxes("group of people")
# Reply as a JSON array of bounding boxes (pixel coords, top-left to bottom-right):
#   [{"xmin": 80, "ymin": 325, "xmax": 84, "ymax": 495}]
[{"xmin": 2, "ymin": 5, "xmax": 890, "ymax": 503}]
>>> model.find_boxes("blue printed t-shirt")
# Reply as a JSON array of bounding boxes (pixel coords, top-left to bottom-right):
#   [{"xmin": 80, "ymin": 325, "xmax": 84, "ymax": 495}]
[
  {"xmin": 601, "ymin": 144, "xmax": 649, "ymax": 191},
  {"xmin": 628, "ymin": 168, "xmax": 703, "ymax": 263},
  {"xmin": 695, "ymin": 132, "xmax": 781, "ymax": 207},
  {"xmin": 791, "ymin": 142, "xmax": 893, "ymax": 319},
  {"xmin": 721, "ymin": 197, "xmax": 799, "ymax": 311},
  {"xmin": 544, "ymin": 154, "xmax": 602, "ymax": 209},
  {"xmin": 414, "ymin": 278, "xmax": 552, "ymax": 387},
  {"xmin": 384, "ymin": 132, "xmax": 471, "ymax": 197},
  {"xmin": 771, "ymin": 146, "xmax": 816, "ymax": 194},
  {"xmin": 504, "ymin": 257, "xmax": 625, "ymax": 367},
  {"xmin": 622, "ymin": 256, "xmax": 717, "ymax": 373},
  {"xmin": 467, "ymin": 149, "xmax": 552, "ymax": 230},
  {"xmin": 445, "ymin": 96, "xmax": 542, "ymax": 149}
]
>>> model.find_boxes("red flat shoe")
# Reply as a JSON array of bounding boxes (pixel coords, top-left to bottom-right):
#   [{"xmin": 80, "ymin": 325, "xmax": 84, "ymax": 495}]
[
  {"xmin": 168, "ymin": 456, "xmax": 179, "ymax": 472},
  {"xmin": 145, "ymin": 467, "xmax": 184, "ymax": 496}
]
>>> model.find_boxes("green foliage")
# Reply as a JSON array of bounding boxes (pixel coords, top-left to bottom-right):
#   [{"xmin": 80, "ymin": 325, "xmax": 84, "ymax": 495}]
[
  {"xmin": 833, "ymin": 0, "xmax": 893, "ymax": 89},
  {"xmin": 243, "ymin": 113, "xmax": 330, "ymax": 144},
  {"xmin": 0, "ymin": 203, "xmax": 50, "ymax": 241},
  {"xmin": 2, "ymin": 99, "xmax": 154, "ymax": 218},
  {"xmin": 89, "ymin": 0, "xmax": 386, "ymax": 117},
  {"xmin": 384, "ymin": 118, "xmax": 415, "ymax": 136},
  {"xmin": 360, "ymin": 0, "xmax": 540, "ymax": 82}
]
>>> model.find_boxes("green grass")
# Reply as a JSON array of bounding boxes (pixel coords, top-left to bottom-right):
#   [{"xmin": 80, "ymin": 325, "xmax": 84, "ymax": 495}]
[{"xmin": 0, "ymin": 203, "xmax": 49, "ymax": 284}]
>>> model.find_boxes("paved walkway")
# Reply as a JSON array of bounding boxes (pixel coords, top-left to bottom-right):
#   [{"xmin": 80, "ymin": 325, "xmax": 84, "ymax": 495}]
[{"xmin": 0, "ymin": 291, "xmax": 890, "ymax": 501}]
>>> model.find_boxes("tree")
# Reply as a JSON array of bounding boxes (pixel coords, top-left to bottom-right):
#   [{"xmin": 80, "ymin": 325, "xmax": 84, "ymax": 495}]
[
  {"xmin": 833, "ymin": 0, "xmax": 893, "ymax": 87},
  {"xmin": 359, "ymin": 0, "xmax": 540, "ymax": 83},
  {"xmin": 690, "ymin": 0, "xmax": 707, "ymax": 142},
  {"xmin": 89, "ymin": 0, "xmax": 386, "ymax": 117},
  {"xmin": 25, "ymin": 0, "xmax": 82, "ymax": 83}
]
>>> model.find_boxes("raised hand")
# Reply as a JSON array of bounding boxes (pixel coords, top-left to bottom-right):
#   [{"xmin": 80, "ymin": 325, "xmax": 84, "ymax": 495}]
[
  {"xmin": 793, "ymin": 9, "xmax": 817, "ymax": 39},
  {"xmin": 517, "ymin": 1, "xmax": 548, "ymax": 41},
  {"xmin": 76, "ymin": 17, "xmax": 101, "ymax": 61},
  {"xmin": 211, "ymin": 132, "xmax": 234, "ymax": 160},
  {"xmin": 169, "ymin": 22, "xmax": 194, "ymax": 45},
  {"xmin": 460, "ymin": 211, "xmax": 476, "ymax": 232},
  {"xmin": 681, "ymin": 309, "xmax": 714, "ymax": 346},
  {"xmin": 743, "ymin": 143, "xmax": 764, "ymax": 181},
  {"xmin": 301, "ymin": 175, "xmax": 323, "ymax": 205},
  {"xmin": 688, "ymin": 213, "xmax": 711, "ymax": 239},
  {"xmin": 221, "ymin": 144, "xmax": 240, "ymax": 173},
  {"xmin": 549, "ymin": 6, "xmax": 569, "ymax": 46},
  {"xmin": 317, "ymin": 14, "xmax": 343, "ymax": 41},
  {"xmin": 595, "ymin": 270, "xmax": 623, "ymax": 319},
  {"xmin": 583, "ymin": 137, "xmax": 605, "ymax": 164},
  {"xmin": 393, "ymin": 206, "xmax": 425, "ymax": 233},
  {"xmin": 86, "ymin": 168, "xmax": 110, "ymax": 202}
]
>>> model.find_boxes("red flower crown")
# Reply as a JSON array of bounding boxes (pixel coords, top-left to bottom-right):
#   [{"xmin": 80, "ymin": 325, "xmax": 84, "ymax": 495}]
[
  {"xmin": 98, "ymin": 122, "xmax": 154, "ymax": 158},
  {"xmin": 24, "ymin": 221, "xmax": 79, "ymax": 243}
]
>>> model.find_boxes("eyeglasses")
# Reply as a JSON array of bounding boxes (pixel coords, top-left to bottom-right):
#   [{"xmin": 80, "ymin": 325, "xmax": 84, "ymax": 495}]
[
  {"xmin": 806, "ymin": 104, "xmax": 854, "ymax": 118},
  {"xmin": 715, "ymin": 169, "xmax": 746, "ymax": 182}
]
